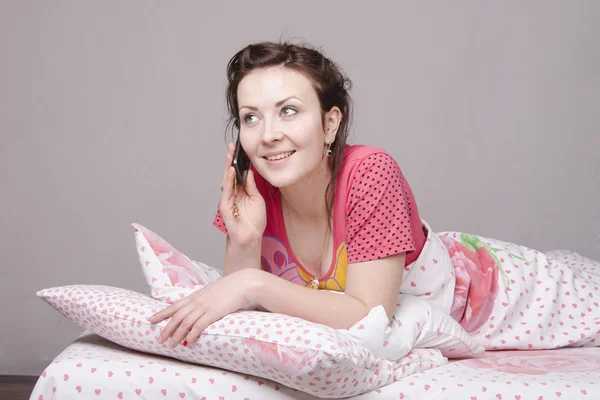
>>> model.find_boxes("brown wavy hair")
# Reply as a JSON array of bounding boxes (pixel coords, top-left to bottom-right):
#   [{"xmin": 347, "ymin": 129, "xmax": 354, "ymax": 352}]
[{"xmin": 225, "ymin": 41, "xmax": 353, "ymax": 226}]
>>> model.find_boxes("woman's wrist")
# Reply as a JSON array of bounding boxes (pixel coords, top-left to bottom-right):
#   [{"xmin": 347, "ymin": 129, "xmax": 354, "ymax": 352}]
[
  {"xmin": 239, "ymin": 268, "xmax": 267, "ymax": 305},
  {"xmin": 229, "ymin": 236, "xmax": 262, "ymax": 260},
  {"xmin": 224, "ymin": 236, "xmax": 263, "ymax": 275},
  {"xmin": 229, "ymin": 230, "xmax": 263, "ymax": 250}
]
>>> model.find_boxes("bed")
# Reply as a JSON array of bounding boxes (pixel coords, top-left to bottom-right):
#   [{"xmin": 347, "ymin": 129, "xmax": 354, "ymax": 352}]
[
  {"xmin": 30, "ymin": 330, "xmax": 600, "ymax": 399},
  {"xmin": 32, "ymin": 224, "xmax": 600, "ymax": 399}
]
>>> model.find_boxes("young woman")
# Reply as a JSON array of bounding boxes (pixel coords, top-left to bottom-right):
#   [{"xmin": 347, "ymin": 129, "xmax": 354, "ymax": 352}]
[
  {"xmin": 149, "ymin": 41, "xmax": 600, "ymax": 353},
  {"xmin": 149, "ymin": 41, "xmax": 447, "ymax": 348}
]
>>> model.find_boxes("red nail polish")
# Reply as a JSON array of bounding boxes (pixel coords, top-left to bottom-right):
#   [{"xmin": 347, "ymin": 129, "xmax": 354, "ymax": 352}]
[{"xmin": 183, "ymin": 340, "xmax": 188, "ymax": 347}]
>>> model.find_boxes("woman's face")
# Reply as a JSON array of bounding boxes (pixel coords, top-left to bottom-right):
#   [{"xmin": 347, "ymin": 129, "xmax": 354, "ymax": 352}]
[{"xmin": 237, "ymin": 66, "xmax": 337, "ymax": 189}]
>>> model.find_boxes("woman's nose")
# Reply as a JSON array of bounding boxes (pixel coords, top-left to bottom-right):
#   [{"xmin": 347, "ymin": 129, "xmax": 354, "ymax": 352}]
[{"xmin": 260, "ymin": 119, "xmax": 284, "ymax": 144}]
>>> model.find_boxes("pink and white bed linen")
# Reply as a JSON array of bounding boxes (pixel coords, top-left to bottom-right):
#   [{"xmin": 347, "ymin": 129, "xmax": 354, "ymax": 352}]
[
  {"xmin": 28, "ymin": 332, "xmax": 440, "ymax": 400},
  {"xmin": 438, "ymin": 233, "xmax": 600, "ymax": 350},
  {"xmin": 29, "ymin": 331, "xmax": 315, "ymax": 400},
  {"xmin": 30, "ymin": 332, "xmax": 600, "ymax": 400},
  {"xmin": 353, "ymin": 347, "xmax": 600, "ymax": 400},
  {"xmin": 37, "ymin": 285, "xmax": 448, "ymax": 398}
]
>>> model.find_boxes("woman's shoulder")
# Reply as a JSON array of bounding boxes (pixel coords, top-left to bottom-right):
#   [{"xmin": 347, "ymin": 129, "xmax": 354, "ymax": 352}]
[
  {"xmin": 338, "ymin": 144, "xmax": 410, "ymax": 197},
  {"xmin": 342, "ymin": 144, "xmax": 398, "ymax": 171}
]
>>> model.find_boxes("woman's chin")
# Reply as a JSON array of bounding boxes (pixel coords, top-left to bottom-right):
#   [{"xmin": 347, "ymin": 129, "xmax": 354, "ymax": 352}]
[
  {"xmin": 264, "ymin": 176, "xmax": 294, "ymax": 189},
  {"xmin": 256, "ymin": 170, "xmax": 295, "ymax": 189}
]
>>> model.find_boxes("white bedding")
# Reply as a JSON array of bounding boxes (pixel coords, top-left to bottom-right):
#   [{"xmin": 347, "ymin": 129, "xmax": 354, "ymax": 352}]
[
  {"xmin": 32, "ymin": 224, "xmax": 600, "ymax": 398},
  {"xmin": 31, "ymin": 331, "xmax": 600, "ymax": 399}
]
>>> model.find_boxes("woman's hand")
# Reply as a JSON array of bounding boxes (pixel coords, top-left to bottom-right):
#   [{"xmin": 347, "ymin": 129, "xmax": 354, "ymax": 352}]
[
  {"xmin": 149, "ymin": 268, "xmax": 262, "ymax": 347},
  {"xmin": 220, "ymin": 142, "xmax": 266, "ymax": 246}
]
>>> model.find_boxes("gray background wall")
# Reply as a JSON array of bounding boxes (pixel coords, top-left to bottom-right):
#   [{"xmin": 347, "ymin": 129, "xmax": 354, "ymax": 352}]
[{"xmin": 1, "ymin": 1, "xmax": 598, "ymax": 375}]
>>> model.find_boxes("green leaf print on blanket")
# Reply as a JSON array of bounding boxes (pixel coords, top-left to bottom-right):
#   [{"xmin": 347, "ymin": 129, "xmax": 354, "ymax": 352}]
[{"xmin": 459, "ymin": 233, "xmax": 512, "ymax": 289}]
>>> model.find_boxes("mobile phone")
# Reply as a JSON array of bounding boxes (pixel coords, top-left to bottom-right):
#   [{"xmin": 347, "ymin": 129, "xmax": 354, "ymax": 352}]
[{"xmin": 232, "ymin": 138, "xmax": 251, "ymax": 185}]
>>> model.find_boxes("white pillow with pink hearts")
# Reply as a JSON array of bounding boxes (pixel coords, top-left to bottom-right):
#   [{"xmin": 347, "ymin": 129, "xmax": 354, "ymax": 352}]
[
  {"xmin": 132, "ymin": 222, "xmax": 484, "ymax": 360},
  {"xmin": 132, "ymin": 223, "xmax": 223, "ymax": 304},
  {"xmin": 36, "ymin": 222, "xmax": 487, "ymax": 397},
  {"xmin": 37, "ymin": 285, "xmax": 447, "ymax": 398}
]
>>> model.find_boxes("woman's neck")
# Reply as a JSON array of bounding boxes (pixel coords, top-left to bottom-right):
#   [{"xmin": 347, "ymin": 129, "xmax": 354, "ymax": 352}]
[{"xmin": 279, "ymin": 161, "xmax": 331, "ymax": 222}]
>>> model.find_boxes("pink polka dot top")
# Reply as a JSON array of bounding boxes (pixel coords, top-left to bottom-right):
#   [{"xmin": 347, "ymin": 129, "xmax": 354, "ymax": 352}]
[{"xmin": 213, "ymin": 145, "xmax": 426, "ymax": 291}]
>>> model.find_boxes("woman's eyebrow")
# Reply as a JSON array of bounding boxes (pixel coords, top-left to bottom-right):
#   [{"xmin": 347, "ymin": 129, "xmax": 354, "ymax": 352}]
[{"xmin": 239, "ymin": 96, "xmax": 302, "ymax": 111}]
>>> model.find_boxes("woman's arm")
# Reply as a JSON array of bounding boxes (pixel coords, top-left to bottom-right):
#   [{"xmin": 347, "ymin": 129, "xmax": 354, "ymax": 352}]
[
  {"xmin": 250, "ymin": 253, "xmax": 405, "ymax": 329},
  {"xmin": 223, "ymin": 236, "xmax": 262, "ymax": 275},
  {"xmin": 150, "ymin": 253, "xmax": 405, "ymax": 346}
]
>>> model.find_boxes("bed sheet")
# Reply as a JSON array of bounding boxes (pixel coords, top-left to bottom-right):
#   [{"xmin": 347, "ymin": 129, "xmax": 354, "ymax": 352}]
[
  {"xmin": 30, "ymin": 331, "xmax": 315, "ymax": 400},
  {"xmin": 31, "ymin": 331, "xmax": 600, "ymax": 400},
  {"xmin": 356, "ymin": 347, "xmax": 600, "ymax": 399}
]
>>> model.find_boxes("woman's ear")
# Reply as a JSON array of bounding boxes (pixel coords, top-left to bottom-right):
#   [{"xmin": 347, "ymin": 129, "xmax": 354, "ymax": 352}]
[{"xmin": 324, "ymin": 106, "xmax": 342, "ymax": 142}]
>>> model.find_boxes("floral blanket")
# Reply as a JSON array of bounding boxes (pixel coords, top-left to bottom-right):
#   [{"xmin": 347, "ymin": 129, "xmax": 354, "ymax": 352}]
[
  {"xmin": 438, "ymin": 231, "xmax": 600, "ymax": 350},
  {"xmin": 133, "ymin": 220, "xmax": 600, "ymax": 354}
]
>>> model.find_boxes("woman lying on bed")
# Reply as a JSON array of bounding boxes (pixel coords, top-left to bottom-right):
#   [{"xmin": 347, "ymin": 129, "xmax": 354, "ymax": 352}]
[{"xmin": 149, "ymin": 41, "xmax": 600, "ymax": 352}]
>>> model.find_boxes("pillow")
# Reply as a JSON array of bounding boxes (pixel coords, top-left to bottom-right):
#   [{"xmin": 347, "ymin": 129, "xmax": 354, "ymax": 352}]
[
  {"xmin": 393, "ymin": 294, "xmax": 485, "ymax": 357},
  {"xmin": 37, "ymin": 285, "xmax": 447, "ymax": 398},
  {"xmin": 345, "ymin": 296, "xmax": 484, "ymax": 361},
  {"xmin": 133, "ymin": 222, "xmax": 484, "ymax": 359},
  {"xmin": 131, "ymin": 223, "xmax": 223, "ymax": 304}
]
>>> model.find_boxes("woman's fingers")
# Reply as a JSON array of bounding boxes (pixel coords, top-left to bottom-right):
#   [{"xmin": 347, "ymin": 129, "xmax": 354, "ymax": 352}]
[
  {"xmin": 221, "ymin": 142, "xmax": 234, "ymax": 190},
  {"xmin": 155, "ymin": 296, "xmax": 195, "ymax": 341},
  {"xmin": 148, "ymin": 306, "xmax": 171, "ymax": 324},
  {"xmin": 150, "ymin": 297, "xmax": 189, "ymax": 324},
  {"xmin": 244, "ymin": 169, "xmax": 259, "ymax": 198},
  {"xmin": 158, "ymin": 303, "xmax": 196, "ymax": 345},
  {"xmin": 169, "ymin": 308, "xmax": 206, "ymax": 348},
  {"xmin": 221, "ymin": 165, "xmax": 236, "ymax": 207},
  {"xmin": 185, "ymin": 312, "xmax": 217, "ymax": 345}
]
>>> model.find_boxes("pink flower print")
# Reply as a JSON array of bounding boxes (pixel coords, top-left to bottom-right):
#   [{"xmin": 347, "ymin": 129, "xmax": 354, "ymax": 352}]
[
  {"xmin": 443, "ymin": 248, "xmax": 470, "ymax": 321},
  {"xmin": 463, "ymin": 350, "xmax": 600, "ymax": 375},
  {"xmin": 441, "ymin": 235, "xmax": 499, "ymax": 332},
  {"xmin": 134, "ymin": 224, "xmax": 205, "ymax": 288},
  {"xmin": 163, "ymin": 265, "xmax": 203, "ymax": 288},
  {"xmin": 245, "ymin": 338, "xmax": 318, "ymax": 376}
]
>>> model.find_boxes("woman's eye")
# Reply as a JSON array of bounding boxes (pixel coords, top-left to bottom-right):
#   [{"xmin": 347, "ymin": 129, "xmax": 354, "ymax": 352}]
[
  {"xmin": 243, "ymin": 114, "xmax": 258, "ymax": 124},
  {"xmin": 281, "ymin": 106, "xmax": 297, "ymax": 117}
]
